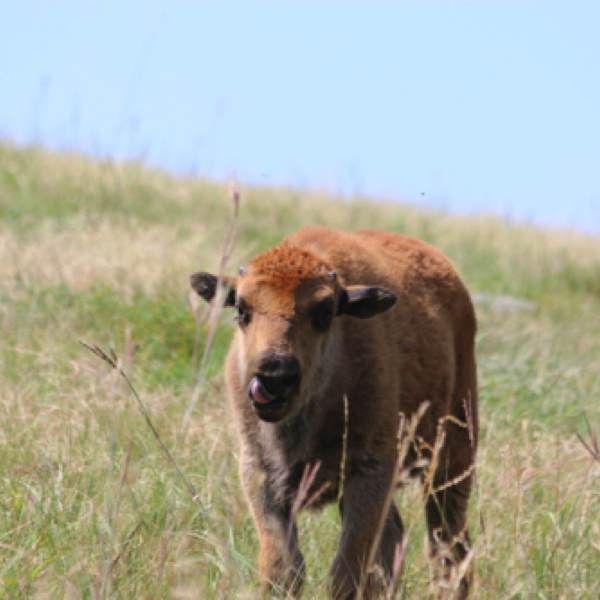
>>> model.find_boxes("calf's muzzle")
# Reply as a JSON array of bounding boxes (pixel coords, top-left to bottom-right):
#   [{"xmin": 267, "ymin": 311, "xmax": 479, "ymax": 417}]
[{"xmin": 247, "ymin": 353, "xmax": 301, "ymax": 422}]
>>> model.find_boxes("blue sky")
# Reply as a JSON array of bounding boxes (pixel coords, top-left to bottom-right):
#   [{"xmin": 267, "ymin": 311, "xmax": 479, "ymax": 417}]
[{"xmin": 2, "ymin": 1, "xmax": 600, "ymax": 231}]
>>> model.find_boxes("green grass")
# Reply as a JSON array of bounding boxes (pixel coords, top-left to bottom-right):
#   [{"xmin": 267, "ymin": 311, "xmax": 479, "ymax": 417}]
[{"xmin": 0, "ymin": 142, "xmax": 599, "ymax": 598}]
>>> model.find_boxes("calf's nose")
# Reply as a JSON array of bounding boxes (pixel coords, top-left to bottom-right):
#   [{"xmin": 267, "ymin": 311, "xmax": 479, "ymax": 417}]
[{"xmin": 253, "ymin": 353, "xmax": 301, "ymax": 399}]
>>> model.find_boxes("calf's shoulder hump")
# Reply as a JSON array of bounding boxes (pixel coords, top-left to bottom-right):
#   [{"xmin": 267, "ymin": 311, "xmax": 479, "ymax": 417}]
[{"xmin": 284, "ymin": 227, "xmax": 466, "ymax": 293}]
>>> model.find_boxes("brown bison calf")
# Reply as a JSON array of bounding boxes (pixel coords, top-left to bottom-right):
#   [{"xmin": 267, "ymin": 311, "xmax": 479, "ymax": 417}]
[{"xmin": 190, "ymin": 226, "xmax": 478, "ymax": 599}]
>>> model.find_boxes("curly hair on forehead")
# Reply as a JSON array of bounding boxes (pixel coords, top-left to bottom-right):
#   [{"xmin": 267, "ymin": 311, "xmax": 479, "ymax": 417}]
[{"xmin": 247, "ymin": 246, "xmax": 331, "ymax": 293}]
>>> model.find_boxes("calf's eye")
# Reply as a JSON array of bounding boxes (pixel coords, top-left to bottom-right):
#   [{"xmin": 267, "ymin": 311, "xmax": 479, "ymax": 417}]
[
  {"xmin": 235, "ymin": 300, "xmax": 251, "ymax": 327},
  {"xmin": 314, "ymin": 307, "xmax": 333, "ymax": 332}
]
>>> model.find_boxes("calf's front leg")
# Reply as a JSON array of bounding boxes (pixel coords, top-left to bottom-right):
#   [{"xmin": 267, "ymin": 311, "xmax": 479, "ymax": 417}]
[
  {"xmin": 329, "ymin": 464, "xmax": 403, "ymax": 600},
  {"xmin": 241, "ymin": 459, "xmax": 305, "ymax": 597}
]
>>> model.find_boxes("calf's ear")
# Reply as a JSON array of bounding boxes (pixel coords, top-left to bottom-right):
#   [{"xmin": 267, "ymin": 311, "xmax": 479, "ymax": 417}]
[
  {"xmin": 190, "ymin": 272, "xmax": 237, "ymax": 306},
  {"xmin": 338, "ymin": 285, "xmax": 397, "ymax": 318}
]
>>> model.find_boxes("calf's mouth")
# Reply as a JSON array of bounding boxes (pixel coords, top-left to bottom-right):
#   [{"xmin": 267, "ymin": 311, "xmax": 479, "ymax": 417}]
[
  {"xmin": 246, "ymin": 353, "xmax": 301, "ymax": 423},
  {"xmin": 247, "ymin": 376, "xmax": 292, "ymax": 422}
]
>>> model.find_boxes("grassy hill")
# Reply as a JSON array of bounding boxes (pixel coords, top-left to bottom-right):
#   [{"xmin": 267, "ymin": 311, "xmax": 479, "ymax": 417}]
[{"xmin": 1, "ymin": 142, "xmax": 599, "ymax": 598}]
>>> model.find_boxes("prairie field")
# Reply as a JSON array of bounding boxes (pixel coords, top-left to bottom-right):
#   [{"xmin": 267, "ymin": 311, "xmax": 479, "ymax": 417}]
[{"xmin": 0, "ymin": 143, "xmax": 599, "ymax": 599}]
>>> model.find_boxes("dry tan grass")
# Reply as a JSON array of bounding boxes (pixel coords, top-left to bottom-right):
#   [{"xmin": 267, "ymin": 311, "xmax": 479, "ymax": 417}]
[{"xmin": 0, "ymin": 219, "xmax": 216, "ymax": 296}]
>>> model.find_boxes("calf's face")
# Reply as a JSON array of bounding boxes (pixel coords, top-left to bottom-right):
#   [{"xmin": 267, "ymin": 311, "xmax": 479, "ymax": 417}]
[{"xmin": 190, "ymin": 247, "xmax": 396, "ymax": 422}]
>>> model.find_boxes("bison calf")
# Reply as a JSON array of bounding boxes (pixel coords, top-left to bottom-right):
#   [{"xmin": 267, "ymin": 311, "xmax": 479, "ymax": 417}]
[{"xmin": 191, "ymin": 226, "xmax": 478, "ymax": 599}]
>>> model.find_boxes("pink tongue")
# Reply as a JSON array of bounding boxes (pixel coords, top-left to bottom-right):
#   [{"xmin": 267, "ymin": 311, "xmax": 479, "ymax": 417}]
[{"xmin": 251, "ymin": 378, "xmax": 272, "ymax": 404}]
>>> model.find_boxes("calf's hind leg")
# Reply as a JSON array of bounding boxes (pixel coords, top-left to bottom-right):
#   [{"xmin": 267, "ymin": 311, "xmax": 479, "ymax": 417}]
[{"xmin": 424, "ymin": 434, "xmax": 475, "ymax": 600}]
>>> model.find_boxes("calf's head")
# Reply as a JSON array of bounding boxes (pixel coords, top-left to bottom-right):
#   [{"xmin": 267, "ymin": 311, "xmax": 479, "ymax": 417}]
[{"xmin": 190, "ymin": 246, "xmax": 396, "ymax": 423}]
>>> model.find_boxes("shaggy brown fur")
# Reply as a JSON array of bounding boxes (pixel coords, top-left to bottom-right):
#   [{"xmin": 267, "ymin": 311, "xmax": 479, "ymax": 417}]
[{"xmin": 190, "ymin": 226, "xmax": 478, "ymax": 599}]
